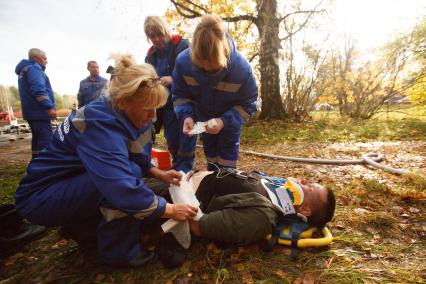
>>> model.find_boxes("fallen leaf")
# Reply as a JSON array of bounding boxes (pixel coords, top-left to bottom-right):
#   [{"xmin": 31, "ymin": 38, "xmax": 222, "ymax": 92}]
[
  {"xmin": 391, "ymin": 206, "xmax": 403, "ymax": 214},
  {"xmin": 399, "ymin": 223, "xmax": 411, "ymax": 230},
  {"xmin": 302, "ymin": 273, "xmax": 316, "ymax": 284},
  {"xmin": 353, "ymin": 188, "xmax": 366, "ymax": 196},
  {"xmin": 409, "ymin": 207, "xmax": 420, "ymax": 213},
  {"xmin": 175, "ymin": 277, "xmax": 192, "ymax": 284},
  {"xmin": 242, "ymin": 271, "xmax": 254, "ymax": 284},
  {"xmin": 207, "ymin": 242, "xmax": 222, "ymax": 254},
  {"xmin": 238, "ymin": 245, "xmax": 259, "ymax": 255},
  {"xmin": 354, "ymin": 208, "xmax": 370, "ymax": 214},
  {"xmin": 201, "ymin": 273, "xmax": 209, "ymax": 280},
  {"xmin": 404, "ymin": 235, "xmax": 417, "ymax": 244},
  {"xmin": 236, "ymin": 263, "xmax": 245, "ymax": 272},
  {"xmin": 275, "ymin": 269, "xmax": 286, "ymax": 279},
  {"xmin": 95, "ymin": 274, "xmax": 105, "ymax": 282},
  {"xmin": 365, "ymin": 226, "xmax": 379, "ymax": 235}
]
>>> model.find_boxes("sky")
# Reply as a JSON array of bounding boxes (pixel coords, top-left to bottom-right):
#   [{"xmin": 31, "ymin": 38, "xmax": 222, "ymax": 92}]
[
  {"xmin": 0, "ymin": 0, "xmax": 424, "ymax": 95},
  {"xmin": 0, "ymin": 0, "xmax": 173, "ymax": 95}
]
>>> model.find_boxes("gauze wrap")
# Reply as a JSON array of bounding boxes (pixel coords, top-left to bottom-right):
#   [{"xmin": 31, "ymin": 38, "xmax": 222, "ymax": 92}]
[{"xmin": 161, "ymin": 172, "xmax": 203, "ymax": 248}]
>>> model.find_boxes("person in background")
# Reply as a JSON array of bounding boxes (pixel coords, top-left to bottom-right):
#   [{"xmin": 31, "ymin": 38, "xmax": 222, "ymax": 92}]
[
  {"xmin": 15, "ymin": 48, "xmax": 56, "ymax": 158},
  {"xmin": 173, "ymin": 15, "xmax": 258, "ymax": 171},
  {"xmin": 15, "ymin": 54, "xmax": 197, "ymax": 267},
  {"xmin": 77, "ymin": 61, "xmax": 108, "ymax": 108},
  {"xmin": 144, "ymin": 15, "xmax": 197, "ymax": 172}
]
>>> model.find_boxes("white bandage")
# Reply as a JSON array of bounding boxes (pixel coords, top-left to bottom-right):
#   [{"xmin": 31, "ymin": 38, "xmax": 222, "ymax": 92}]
[
  {"xmin": 161, "ymin": 172, "xmax": 203, "ymax": 248},
  {"xmin": 188, "ymin": 119, "xmax": 218, "ymax": 135}
]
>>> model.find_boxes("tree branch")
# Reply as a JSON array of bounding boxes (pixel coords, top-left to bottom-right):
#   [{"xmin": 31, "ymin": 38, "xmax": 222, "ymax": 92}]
[
  {"xmin": 170, "ymin": 0, "xmax": 204, "ymax": 18},
  {"xmin": 248, "ymin": 52, "xmax": 259, "ymax": 62},
  {"xmin": 278, "ymin": 0, "xmax": 325, "ymax": 41},
  {"xmin": 223, "ymin": 14, "xmax": 257, "ymax": 24}
]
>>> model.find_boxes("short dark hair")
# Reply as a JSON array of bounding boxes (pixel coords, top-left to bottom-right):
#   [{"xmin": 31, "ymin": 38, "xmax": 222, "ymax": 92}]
[
  {"xmin": 306, "ymin": 188, "xmax": 336, "ymax": 227},
  {"xmin": 87, "ymin": 61, "xmax": 98, "ymax": 68}
]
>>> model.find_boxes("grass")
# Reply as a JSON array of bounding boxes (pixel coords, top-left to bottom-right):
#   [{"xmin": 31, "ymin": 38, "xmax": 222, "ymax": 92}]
[
  {"xmin": 242, "ymin": 107, "xmax": 426, "ymax": 145},
  {"xmin": 0, "ymin": 164, "xmax": 26, "ymax": 204}
]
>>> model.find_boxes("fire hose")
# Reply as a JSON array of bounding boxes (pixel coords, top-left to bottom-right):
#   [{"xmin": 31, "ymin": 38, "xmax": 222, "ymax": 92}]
[
  {"xmin": 195, "ymin": 144, "xmax": 408, "ymax": 175},
  {"xmin": 239, "ymin": 150, "xmax": 406, "ymax": 175}
]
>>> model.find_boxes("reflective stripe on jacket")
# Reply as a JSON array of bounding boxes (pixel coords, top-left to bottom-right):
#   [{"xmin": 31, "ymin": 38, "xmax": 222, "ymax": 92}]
[
  {"xmin": 15, "ymin": 96, "xmax": 166, "ymax": 220},
  {"xmin": 172, "ymin": 36, "xmax": 258, "ymax": 130}
]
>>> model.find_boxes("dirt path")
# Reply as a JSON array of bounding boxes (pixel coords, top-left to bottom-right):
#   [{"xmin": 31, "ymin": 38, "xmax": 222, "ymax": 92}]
[{"xmin": 0, "ymin": 133, "xmax": 31, "ymax": 163}]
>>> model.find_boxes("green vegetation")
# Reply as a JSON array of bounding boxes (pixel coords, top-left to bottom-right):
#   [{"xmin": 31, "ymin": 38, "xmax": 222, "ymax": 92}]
[
  {"xmin": 242, "ymin": 108, "xmax": 426, "ymax": 145},
  {"xmin": 0, "ymin": 164, "xmax": 26, "ymax": 204}
]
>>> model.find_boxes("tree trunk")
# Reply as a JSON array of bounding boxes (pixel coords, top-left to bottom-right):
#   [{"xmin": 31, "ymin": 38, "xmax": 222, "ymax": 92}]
[{"xmin": 257, "ymin": 0, "xmax": 286, "ymax": 119}]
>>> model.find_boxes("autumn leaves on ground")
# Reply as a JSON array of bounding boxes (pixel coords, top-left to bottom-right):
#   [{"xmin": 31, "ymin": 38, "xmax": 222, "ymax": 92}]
[{"xmin": 0, "ymin": 111, "xmax": 425, "ymax": 283}]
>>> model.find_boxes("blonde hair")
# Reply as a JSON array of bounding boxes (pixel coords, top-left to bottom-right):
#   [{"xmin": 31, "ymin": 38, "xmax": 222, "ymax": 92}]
[
  {"xmin": 190, "ymin": 15, "xmax": 230, "ymax": 68},
  {"xmin": 144, "ymin": 16, "xmax": 171, "ymax": 43},
  {"xmin": 108, "ymin": 54, "xmax": 168, "ymax": 109}
]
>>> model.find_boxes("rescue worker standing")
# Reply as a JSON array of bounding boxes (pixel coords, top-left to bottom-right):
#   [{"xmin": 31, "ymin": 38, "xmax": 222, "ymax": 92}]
[
  {"xmin": 77, "ymin": 61, "xmax": 108, "ymax": 108},
  {"xmin": 15, "ymin": 48, "xmax": 56, "ymax": 158},
  {"xmin": 15, "ymin": 54, "xmax": 198, "ymax": 267},
  {"xmin": 173, "ymin": 15, "xmax": 258, "ymax": 171},
  {"xmin": 144, "ymin": 16, "xmax": 197, "ymax": 172}
]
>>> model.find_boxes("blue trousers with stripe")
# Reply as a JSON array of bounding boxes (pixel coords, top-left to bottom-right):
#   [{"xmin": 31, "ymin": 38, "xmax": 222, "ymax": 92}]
[
  {"xmin": 202, "ymin": 122, "xmax": 242, "ymax": 171},
  {"xmin": 27, "ymin": 120, "xmax": 53, "ymax": 158}
]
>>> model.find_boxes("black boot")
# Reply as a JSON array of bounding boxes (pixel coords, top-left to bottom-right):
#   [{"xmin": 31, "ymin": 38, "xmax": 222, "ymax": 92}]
[
  {"xmin": 155, "ymin": 232, "xmax": 187, "ymax": 269},
  {"xmin": 0, "ymin": 204, "xmax": 47, "ymax": 258}
]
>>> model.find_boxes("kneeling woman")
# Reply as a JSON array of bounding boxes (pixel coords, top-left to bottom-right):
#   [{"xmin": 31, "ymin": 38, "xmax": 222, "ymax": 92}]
[{"xmin": 15, "ymin": 54, "xmax": 197, "ymax": 267}]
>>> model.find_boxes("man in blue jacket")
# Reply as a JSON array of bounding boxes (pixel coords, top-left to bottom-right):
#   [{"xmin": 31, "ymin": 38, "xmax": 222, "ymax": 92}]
[
  {"xmin": 15, "ymin": 48, "xmax": 56, "ymax": 158},
  {"xmin": 173, "ymin": 15, "xmax": 258, "ymax": 171},
  {"xmin": 77, "ymin": 61, "xmax": 108, "ymax": 108}
]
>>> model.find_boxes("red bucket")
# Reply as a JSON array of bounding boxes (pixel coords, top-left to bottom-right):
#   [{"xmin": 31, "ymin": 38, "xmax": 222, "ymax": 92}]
[{"xmin": 151, "ymin": 148, "xmax": 172, "ymax": 170}]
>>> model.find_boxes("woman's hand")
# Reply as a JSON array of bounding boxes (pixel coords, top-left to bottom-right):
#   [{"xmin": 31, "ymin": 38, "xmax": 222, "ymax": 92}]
[
  {"xmin": 161, "ymin": 169, "xmax": 182, "ymax": 186},
  {"xmin": 149, "ymin": 168, "xmax": 182, "ymax": 185},
  {"xmin": 163, "ymin": 203, "xmax": 198, "ymax": 222},
  {"xmin": 183, "ymin": 117, "xmax": 195, "ymax": 135},
  {"xmin": 160, "ymin": 76, "xmax": 172, "ymax": 87},
  {"xmin": 205, "ymin": 118, "xmax": 224, "ymax": 134}
]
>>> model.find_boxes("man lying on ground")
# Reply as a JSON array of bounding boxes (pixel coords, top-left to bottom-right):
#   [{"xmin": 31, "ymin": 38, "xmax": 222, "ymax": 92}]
[
  {"xmin": 157, "ymin": 168, "xmax": 336, "ymax": 268},
  {"xmin": 187, "ymin": 168, "xmax": 336, "ymax": 244}
]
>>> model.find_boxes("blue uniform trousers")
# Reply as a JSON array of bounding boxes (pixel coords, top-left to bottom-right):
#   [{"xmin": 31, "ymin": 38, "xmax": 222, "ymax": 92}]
[
  {"xmin": 162, "ymin": 100, "xmax": 197, "ymax": 173},
  {"xmin": 18, "ymin": 162, "xmax": 154, "ymax": 265},
  {"xmin": 202, "ymin": 122, "xmax": 242, "ymax": 171},
  {"xmin": 27, "ymin": 120, "xmax": 53, "ymax": 158}
]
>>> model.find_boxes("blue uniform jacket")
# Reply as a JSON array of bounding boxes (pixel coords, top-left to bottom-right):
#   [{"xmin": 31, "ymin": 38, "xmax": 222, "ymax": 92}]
[
  {"xmin": 145, "ymin": 35, "xmax": 189, "ymax": 80},
  {"xmin": 77, "ymin": 76, "xmax": 108, "ymax": 108},
  {"xmin": 15, "ymin": 96, "xmax": 166, "ymax": 220},
  {"xmin": 15, "ymin": 59, "xmax": 55, "ymax": 120},
  {"xmin": 172, "ymin": 36, "xmax": 258, "ymax": 129}
]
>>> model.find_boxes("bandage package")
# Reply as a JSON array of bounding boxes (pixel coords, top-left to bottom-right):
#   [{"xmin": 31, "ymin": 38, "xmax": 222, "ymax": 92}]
[{"xmin": 188, "ymin": 119, "xmax": 218, "ymax": 135}]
